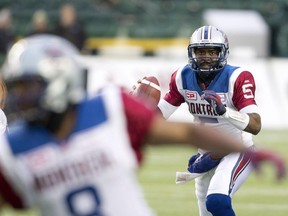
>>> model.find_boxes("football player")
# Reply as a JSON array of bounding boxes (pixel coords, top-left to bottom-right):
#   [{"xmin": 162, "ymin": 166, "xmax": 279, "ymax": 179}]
[
  {"xmin": 157, "ymin": 25, "xmax": 266, "ymax": 216},
  {"xmin": 0, "ymin": 34, "xmax": 285, "ymax": 216}
]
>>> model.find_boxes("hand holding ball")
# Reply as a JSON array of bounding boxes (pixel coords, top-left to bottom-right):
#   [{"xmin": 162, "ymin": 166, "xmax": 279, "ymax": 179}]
[{"xmin": 132, "ymin": 76, "xmax": 161, "ymax": 106}]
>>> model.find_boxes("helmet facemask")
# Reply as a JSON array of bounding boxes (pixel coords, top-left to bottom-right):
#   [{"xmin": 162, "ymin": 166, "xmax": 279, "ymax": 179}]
[
  {"xmin": 188, "ymin": 44, "xmax": 228, "ymax": 78},
  {"xmin": 4, "ymin": 75, "xmax": 48, "ymax": 123}
]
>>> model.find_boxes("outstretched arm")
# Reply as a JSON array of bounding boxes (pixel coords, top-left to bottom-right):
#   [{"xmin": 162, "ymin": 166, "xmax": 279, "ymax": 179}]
[
  {"xmin": 147, "ymin": 114, "xmax": 286, "ymax": 179},
  {"xmin": 146, "ymin": 114, "xmax": 246, "ymax": 154}
]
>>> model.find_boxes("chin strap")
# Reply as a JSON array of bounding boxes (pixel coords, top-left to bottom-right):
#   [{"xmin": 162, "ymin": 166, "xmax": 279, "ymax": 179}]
[{"xmin": 197, "ymin": 69, "xmax": 220, "ymax": 89}]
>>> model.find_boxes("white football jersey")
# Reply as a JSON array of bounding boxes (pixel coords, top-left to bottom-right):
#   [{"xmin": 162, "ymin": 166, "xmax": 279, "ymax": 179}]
[
  {"xmin": 158, "ymin": 64, "xmax": 260, "ymax": 151},
  {"xmin": 0, "ymin": 85, "xmax": 155, "ymax": 216}
]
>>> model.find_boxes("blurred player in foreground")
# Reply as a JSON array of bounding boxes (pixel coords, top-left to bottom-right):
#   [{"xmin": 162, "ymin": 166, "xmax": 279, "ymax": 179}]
[
  {"xmin": 156, "ymin": 25, "xmax": 272, "ymax": 216},
  {"xmin": 0, "ymin": 35, "xmax": 285, "ymax": 216}
]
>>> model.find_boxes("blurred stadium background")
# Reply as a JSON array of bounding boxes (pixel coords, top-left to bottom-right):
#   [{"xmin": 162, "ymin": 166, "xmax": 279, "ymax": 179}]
[
  {"xmin": 2, "ymin": 0, "xmax": 288, "ymax": 57},
  {"xmin": 0, "ymin": 0, "xmax": 288, "ymax": 215}
]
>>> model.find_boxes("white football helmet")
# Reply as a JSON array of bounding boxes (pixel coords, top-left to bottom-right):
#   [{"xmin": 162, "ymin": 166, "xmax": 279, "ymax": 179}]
[
  {"xmin": 188, "ymin": 26, "xmax": 229, "ymax": 77},
  {"xmin": 2, "ymin": 34, "xmax": 86, "ymax": 122}
]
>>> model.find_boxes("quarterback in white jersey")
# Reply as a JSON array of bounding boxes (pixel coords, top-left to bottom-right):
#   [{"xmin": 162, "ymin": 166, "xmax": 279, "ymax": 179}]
[{"xmin": 158, "ymin": 26, "xmax": 261, "ymax": 216}]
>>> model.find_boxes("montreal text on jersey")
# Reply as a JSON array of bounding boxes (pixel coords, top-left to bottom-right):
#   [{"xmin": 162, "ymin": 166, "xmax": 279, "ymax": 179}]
[
  {"xmin": 33, "ymin": 150, "xmax": 113, "ymax": 192},
  {"xmin": 188, "ymin": 102, "xmax": 223, "ymax": 116}
]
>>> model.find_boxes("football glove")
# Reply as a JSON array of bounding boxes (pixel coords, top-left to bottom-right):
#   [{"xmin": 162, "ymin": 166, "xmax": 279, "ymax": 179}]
[
  {"xmin": 201, "ymin": 90, "xmax": 226, "ymax": 115},
  {"xmin": 187, "ymin": 153, "xmax": 222, "ymax": 173},
  {"xmin": 246, "ymin": 149, "xmax": 286, "ymax": 180}
]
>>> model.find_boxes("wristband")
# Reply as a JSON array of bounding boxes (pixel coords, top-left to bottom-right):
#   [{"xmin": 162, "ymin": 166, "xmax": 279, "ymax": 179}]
[{"xmin": 222, "ymin": 107, "xmax": 249, "ymax": 130}]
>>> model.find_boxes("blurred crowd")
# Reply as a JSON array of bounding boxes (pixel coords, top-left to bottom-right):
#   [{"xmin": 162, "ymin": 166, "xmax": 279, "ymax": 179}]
[
  {"xmin": 1, "ymin": 0, "xmax": 288, "ymax": 61},
  {"xmin": 0, "ymin": 3, "xmax": 86, "ymax": 64}
]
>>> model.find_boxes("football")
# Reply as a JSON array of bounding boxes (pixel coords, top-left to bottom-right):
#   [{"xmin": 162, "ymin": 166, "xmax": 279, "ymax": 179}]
[{"xmin": 133, "ymin": 76, "xmax": 161, "ymax": 106}]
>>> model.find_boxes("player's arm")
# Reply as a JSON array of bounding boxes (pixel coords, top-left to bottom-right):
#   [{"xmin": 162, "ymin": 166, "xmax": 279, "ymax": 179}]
[
  {"xmin": 202, "ymin": 71, "xmax": 261, "ymax": 135},
  {"xmin": 244, "ymin": 112, "xmax": 261, "ymax": 135},
  {"xmin": 230, "ymin": 70, "xmax": 261, "ymax": 135},
  {"xmin": 147, "ymin": 114, "xmax": 246, "ymax": 155},
  {"xmin": 147, "ymin": 115, "xmax": 286, "ymax": 179},
  {"xmin": 219, "ymin": 106, "xmax": 261, "ymax": 135},
  {"xmin": 157, "ymin": 71, "xmax": 185, "ymax": 119}
]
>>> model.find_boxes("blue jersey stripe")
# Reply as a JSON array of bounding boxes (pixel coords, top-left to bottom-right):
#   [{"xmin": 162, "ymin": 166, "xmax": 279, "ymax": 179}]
[
  {"xmin": 73, "ymin": 95, "xmax": 108, "ymax": 133},
  {"xmin": 181, "ymin": 64, "xmax": 239, "ymax": 93},
  {"xmin": 7, "ymin": 123, "xmax": 55, "ymax": 155},
  {"xmin": 7, "ymin": 95, "xmax": 108, "ymax": 155}
]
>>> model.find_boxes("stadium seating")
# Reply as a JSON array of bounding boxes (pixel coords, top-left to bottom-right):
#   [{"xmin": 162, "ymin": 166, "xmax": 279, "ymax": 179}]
[{"xmin": 3, "ymin": 0, "xmax": 288, "ymax": 56}]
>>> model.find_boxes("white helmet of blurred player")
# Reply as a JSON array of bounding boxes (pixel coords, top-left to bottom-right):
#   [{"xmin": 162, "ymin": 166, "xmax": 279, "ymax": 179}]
[
  {"xmin": 1, "ymin": 34, "xmax": 86, "ymax": 123},
  {"xmin": 188, "ymin": 26, "xmax": 229, "ymax": 79}
]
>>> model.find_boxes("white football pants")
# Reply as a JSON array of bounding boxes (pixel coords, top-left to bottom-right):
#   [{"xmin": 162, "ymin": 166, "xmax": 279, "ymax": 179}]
[{"xmin": 194, "ymin": 152, "xmax": 253, "ymax": 216}]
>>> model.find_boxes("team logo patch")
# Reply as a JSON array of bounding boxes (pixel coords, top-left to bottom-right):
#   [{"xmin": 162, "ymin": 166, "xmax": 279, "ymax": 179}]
[{"xmin": 185, "ymin": 90, "xmax": 197, "ymax": 100}]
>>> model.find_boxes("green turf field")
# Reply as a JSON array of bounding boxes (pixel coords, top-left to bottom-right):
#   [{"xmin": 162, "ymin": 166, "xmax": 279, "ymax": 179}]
[
  {"xmin": 1, "ymin": 130, "xmax": 287, "ymax": 216},
  {"xmin": 138, "ymin": 129, "xmax": 288, "ymax": 216}
]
